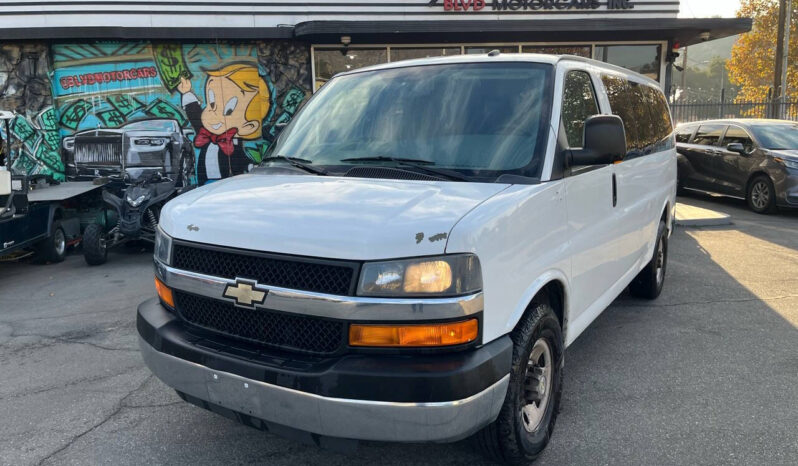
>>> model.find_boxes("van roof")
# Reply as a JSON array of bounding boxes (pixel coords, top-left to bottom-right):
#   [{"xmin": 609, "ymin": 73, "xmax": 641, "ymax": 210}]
[{"xmin": 333, "ymin": 52, "xmax": 661, "ymax": 87}]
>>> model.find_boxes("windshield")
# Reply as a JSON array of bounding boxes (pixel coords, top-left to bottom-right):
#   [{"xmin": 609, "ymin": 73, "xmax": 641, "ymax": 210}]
[
  {"xmin": 269, "ymin": 62, "xmax": 554, "ymax": 181},
  {"xmin": 125, "ymin": 120, "xmax": 177, "ymax": 132},
  {"xmin": 750, "ymin": 123, "xmax": 798, "ymax": 150}
]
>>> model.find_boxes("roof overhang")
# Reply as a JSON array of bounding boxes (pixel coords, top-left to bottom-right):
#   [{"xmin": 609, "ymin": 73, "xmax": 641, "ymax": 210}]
[
  {"xmin": 0, "ymin": 17, "xmax": 751, "ymax": 46},
  {"xmin": 295, "ymin": 17, "xmax": 752, "ymax": 47}
]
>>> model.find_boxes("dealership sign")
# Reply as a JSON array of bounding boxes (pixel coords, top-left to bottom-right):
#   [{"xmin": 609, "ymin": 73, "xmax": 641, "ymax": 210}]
[{"xmin": 428, "ymin": 0, "xmax": 634, "ymax": 12}]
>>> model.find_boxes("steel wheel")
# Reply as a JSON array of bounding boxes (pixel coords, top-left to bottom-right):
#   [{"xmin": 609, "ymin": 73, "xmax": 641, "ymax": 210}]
[
  {"xmin": 521, "ymin": 338, "xmax": 553, "ymax": 433},
  {"xmin": 750, "ymin": 180, "xmax": 770, "ymax": 210},
  {"xmin": 655, "ymin": 235, "xmax": 665, "ymax": 287},
  {"xmin": 53, "ymin": 228, "xmax": 66, "ymax": 257}
]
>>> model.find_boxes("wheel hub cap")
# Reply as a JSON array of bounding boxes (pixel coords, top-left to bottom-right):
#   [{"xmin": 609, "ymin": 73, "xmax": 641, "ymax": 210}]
[
  {"xmin": 521, "ymin": 338, "xmax": 553, "ymax": 433},
  {"xmin": 752, "ymin": 182, "xmax": 769, "ymax": 209}
]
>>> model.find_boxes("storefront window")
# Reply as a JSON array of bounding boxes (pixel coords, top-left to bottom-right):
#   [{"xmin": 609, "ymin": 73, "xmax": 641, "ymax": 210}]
[
  {"xmin": 465, "ymin": 46, "xmax": 518, "ymax": 55},
  {"xmin": 594, "ymin": 44, "xmax": 662, "ymax": 81},
  {"xmin": 522, "ymin": 45, "xmax": 592, "ymax": 58},
  {"xmin": 390, "ymin": 47, "xmax": 461, "ymax": 62},
  {"xmin": 314, "ymin": 48, "xmax": 387, "ymax": 89}
]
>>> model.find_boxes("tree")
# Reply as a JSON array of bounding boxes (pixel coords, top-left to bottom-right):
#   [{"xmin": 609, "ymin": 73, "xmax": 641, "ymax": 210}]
[{"xmin": 728, "ymin": 0, "xmax": 798, "ymax": 102}]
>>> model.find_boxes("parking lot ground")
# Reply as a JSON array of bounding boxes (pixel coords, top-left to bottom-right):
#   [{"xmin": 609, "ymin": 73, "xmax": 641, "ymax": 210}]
[{"xmin": 1, "ymin": 194, "xmax": 797, "ymax": 466}]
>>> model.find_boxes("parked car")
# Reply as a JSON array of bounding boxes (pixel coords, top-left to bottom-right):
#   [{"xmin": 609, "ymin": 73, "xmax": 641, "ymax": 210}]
[
  {"xmin": 62, "ymin": 118, "xmax": 194, "ymax": 187},
  {"xmin": 675, "ymin": 119, "xmax": 798, "ymax": 214},
  {"xmin": 137, "ymin": 54, "xmax": 676, "ymax": 463}
]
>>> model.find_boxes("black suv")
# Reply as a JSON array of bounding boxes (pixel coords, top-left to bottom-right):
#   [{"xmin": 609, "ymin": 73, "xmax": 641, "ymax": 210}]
[{"xmin": 675, "ymin": 119, "xmax": 798, "ymax": 213}]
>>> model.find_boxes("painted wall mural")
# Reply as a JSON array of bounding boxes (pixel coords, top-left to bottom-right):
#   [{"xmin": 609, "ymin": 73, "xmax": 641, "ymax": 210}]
[
  {"xmin": 49, "ymin": 41, "xmax": 311, "ymax": 185},
  {"xmin": 0, "ymin": 44, "xmax": 64, "ymax": 180},
  {"xmin": 0, "ymin": 41, "xmax": 311, "ymax": 184}
]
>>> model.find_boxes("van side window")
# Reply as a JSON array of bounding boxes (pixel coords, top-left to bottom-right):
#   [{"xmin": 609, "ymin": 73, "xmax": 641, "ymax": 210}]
[
  {"xmin": 723, "ymin": 126, "xmax": 755, "ymax": 152},
  {"xmin": 693, "ymin": 125, "xmax": 725, "ymax": 146},
  {"xmin": 601, "ymin": 74, "xmax": 673, "ymax": 158},
  {"xmin": 561, "ymin": 71, "xmax": 600, "ymax": 148}
]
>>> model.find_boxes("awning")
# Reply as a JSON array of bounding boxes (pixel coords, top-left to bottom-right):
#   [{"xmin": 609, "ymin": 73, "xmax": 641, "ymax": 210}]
[{"xmin": 294, "ymin": 17, "xmax": 753, "ymax": 47}]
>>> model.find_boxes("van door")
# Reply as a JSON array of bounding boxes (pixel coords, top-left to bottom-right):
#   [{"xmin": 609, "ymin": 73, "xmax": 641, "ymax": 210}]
[
  {"xmin": 560, "ymin": 68, "xmax": 624, "ymax": 323},
  {"xmin": 688, "ymin": 124, "xmax": 727, "ymax": 191},
  {"xmin": 600, "ymin": 77, "xmax": 675, "ymax": 276},
  {"xmin": 715, "ymin": 125, "xmax": 756, "ymax": 196}
]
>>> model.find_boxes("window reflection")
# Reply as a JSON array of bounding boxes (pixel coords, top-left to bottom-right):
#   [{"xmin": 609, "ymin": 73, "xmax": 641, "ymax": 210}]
[
  {"xmin": 522, "ymin": 45, "xmax": 592, "ymax": 58},
  {"xmin": 390, "ymin": 47, "xmax": 461, "ymax": 62},
  {"xmin": 594, "ymin": 45, "xmax": 662, "ymax": 80},
  {"xmin": 314, "ymin": 48, "xmax": 388, "ymax": 90}
]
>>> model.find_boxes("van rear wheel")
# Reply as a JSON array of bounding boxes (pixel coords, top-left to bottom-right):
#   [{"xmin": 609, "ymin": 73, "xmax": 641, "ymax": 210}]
[
  {"xmin": 629, "ymin": 220, "xmax": 668, "ymax": 299},
  {"xmin": 475, "ymin": 303, "xmax": 563, "ymax": 465}
]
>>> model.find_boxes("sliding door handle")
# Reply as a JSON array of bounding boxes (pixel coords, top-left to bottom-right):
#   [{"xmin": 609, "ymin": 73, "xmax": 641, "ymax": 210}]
[{"xmin": 612, "ymin": 173, "xmax": 617, "ymax": 207}]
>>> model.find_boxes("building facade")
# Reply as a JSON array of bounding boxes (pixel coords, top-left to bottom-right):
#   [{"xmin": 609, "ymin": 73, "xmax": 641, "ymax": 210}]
[{"xmin": 0, "ymin": 0, "xmax": 750, "ymax": 182}]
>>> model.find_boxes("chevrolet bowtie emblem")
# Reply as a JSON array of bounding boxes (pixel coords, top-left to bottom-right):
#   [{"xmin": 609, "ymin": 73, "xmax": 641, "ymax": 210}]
[{"xmin": 223, "ymin": 279, "xmax": 268, "ymax": 308}]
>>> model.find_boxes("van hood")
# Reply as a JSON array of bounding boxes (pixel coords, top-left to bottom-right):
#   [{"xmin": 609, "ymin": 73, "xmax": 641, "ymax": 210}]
[
  {"xmin": 161, "ymin": 174, "xmax": 510, "ymax": 260},
  {"xmin": 769, "ymin": 149, "xmax": 798, "ymax": 160}
]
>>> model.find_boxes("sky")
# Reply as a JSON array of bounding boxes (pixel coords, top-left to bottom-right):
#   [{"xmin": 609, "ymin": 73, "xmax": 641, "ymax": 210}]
[{"xmin": 679, "ymin": 0, "xmax": 742, "ymax": 18}]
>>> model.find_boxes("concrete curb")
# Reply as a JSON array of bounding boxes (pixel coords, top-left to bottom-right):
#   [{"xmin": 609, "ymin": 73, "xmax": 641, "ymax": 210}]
[{"xmin": 674, "ymin": 203, "xmax": 732, "ymax": 227}]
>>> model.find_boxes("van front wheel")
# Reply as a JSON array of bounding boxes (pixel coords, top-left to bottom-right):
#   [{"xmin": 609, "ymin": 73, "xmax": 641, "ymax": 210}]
[
  {"xmin": 629, "ymin": 220, "xmax": 668, "ymax": 299},
  {"xmin": 475, "ymin": 303, "xmax": 563, "ymax": 465}
]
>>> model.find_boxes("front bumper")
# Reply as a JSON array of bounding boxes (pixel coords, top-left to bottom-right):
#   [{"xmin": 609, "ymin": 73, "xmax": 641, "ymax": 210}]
[
  {"xmin": 137, "ymin": 298, "xmax": 512, "ymax": 442},
  {"xmin": 776, "ymin": 171, "xmax": 798, "ymax": 207}
]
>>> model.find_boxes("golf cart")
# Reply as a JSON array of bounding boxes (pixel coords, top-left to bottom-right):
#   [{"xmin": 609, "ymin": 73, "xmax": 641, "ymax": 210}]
[
  {"xmin": 80, "ymin": 122, "xmax": 195, "ymax": 265},
  {"xmin": 1, "ymin": 111, "xmax": 107, "ymax": 263}
]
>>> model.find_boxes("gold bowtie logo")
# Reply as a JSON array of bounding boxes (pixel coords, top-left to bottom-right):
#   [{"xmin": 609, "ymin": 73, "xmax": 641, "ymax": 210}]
[{"xmin": 223, "ymin": 279, "xmax": 268, "ymax": 308}]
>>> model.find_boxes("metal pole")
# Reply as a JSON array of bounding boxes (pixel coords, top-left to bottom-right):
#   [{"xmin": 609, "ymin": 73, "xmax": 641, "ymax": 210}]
[
  {"xmin": 782, "ymin": 0, "xmax": 793, "ymax": 112},
  {"xmin": 771, "ymin": 0, "xmax": 787, "ymax": 118},
  {"xmin": 680, "ymin": 46, "xmax": 688, "ymax": 102}
]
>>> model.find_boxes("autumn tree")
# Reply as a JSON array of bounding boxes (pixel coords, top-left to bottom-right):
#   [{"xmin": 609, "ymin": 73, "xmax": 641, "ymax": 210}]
[{"xmin": 728, "ymin": 0, "xmax": 798, "ymax": 102}]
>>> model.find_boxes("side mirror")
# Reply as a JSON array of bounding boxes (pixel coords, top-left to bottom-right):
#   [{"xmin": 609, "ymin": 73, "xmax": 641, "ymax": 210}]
[
  {"xmin": 726, "ymin": 143, "xmax": 746, "ymax": 155},
  {"xmin": 0, "ymin": 169, "xmax": 11, "ymax": 196},
  {"xmin": 570, "ymin": 115, "xmax": 627, "ymax": 166}
]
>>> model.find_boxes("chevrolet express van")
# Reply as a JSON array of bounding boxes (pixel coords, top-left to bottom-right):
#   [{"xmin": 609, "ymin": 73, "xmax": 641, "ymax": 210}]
[{"xmin": 138, "ymin": 53, "xmax": 676, "ymax": 463}]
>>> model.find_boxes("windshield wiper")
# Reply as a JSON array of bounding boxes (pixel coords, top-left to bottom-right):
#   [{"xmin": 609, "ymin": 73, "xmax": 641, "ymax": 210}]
[
  {"xmin": 339, "ymin": 156, "xmax": 472, "ymax": 182},
  {"xmin": 261, "ymin": 156, "xmax": 327, "ymax": 176}
]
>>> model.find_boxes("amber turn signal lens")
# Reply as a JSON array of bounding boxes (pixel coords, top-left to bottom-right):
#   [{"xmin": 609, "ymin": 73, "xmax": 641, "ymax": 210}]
[
  {"xmin": 349, "ymin": 319, "xmax": 478, "ymax": 347},
  {"xmin": 154, "ymin": 277, "xmax": 174, "ymax": 309}
]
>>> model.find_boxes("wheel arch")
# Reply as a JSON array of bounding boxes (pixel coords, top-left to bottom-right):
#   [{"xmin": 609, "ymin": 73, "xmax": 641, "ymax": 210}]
[
  {"xmin": 505, "ymin": 272, "xmax": 570, "ymax": 345},
  {"xmin": 746, "ymin": 171, "xmax": 773, "ymax": 194}
]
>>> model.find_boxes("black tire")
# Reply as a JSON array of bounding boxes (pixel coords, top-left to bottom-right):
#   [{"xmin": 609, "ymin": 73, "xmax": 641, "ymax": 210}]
[
  {"xmin": 475, "ymin": 303, "xmax": 564, "ymax": 465},
  {"xmin": 746, "ymin": 175, "xmax": 777, "ymax": 214},
  {"xmin": 177, "ymin": 151, "xmax": 195, "ymax": 188},
  {"xmin": 629, "ymin": 220, "xmax": 668, "ymax": 299},
  {"xmin": 83, "ymin": 223, "xmax": 108, "ymax": 266},
  {"xmin": 34, "ymin": 223, "xmax": 67, "ymax": 264}
]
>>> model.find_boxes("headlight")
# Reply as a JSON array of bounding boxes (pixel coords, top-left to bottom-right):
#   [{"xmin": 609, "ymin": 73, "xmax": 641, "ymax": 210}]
[
  {"xmin": 775, "ymin": 157, "xmax": 798, "ymax": 170},
  {"xmin": 133, "ymin": 137, "xmax": 167, "ymax": 146},
  {"xmin": 358, "ymin": 254, "xmax": 482, "ymax": 297},
  {"xmin": 154, "ymin": 227, "xmax": 173, "ymax": 265},
  {"xmin": 126, "ymin": 193, "xmax": 148, "ymax": 207},
  {"xmin": 62, "ymin": 137, "xmax": 75, "ymax": 151}
]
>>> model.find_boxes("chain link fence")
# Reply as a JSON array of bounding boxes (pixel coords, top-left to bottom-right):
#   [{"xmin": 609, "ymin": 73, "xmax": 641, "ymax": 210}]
[{"xmin": 670, "ymin": 99, "xmax": 798, "ymax": 124}]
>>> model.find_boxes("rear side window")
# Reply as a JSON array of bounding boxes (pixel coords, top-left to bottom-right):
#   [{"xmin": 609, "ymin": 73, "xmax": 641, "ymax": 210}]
[
  {"xmin": 676, "ymin": 126, "xmax": 695, "ymax": 143},
  {"xmin": 561, "ymin": 71, "xmax": 600, "ymax": 148},
  {"xmin": 723, "ymin": 126, "xmax": 755, "ymax": 152},
  {"xmin": 601, "ymin": 74, "xmax": 673, "ymax": 158},
  {"xmin": 693, "ymin": 125, "xmax": 725, "ymax": 146}
]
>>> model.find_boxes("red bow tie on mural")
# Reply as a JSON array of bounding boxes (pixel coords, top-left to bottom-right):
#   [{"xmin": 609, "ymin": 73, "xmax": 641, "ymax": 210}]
[{"xmin": 194, "ymin": 127, "xmax": 238, "ymax": 156}]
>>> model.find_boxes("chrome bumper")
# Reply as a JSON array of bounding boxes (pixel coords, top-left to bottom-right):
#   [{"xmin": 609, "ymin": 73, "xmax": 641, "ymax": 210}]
[{"xmin": 140, "ymin": 336, "xmax": 509, "ymax": 443}]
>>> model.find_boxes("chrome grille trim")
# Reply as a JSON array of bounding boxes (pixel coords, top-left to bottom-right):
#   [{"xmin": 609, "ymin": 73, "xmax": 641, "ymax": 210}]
[
  {"xmin": 155, "ymin": 260, "xmax": 483, "ymax": 322},
  {"xmin": 75, "ymin": 142, "xmax": 123, "ymax": 164}
]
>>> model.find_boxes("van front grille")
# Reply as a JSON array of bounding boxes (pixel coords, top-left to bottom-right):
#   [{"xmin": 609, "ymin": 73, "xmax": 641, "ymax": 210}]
[
  {"xmin": 74, "ymin": 141, "xmax": 123, "ymax": 165},
  {"xmin": 172, "ymin": 243, "xmax": 358, "ymax": 296},
  {"xmin": 174, "ymin": 291, "xmax": 345, "ymax": 355}
]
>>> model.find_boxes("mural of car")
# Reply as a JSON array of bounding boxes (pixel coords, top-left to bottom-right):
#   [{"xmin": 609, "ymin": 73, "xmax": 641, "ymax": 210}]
[{"xmin": 62, "ymin": 118, "xmax": 195, "ymax": 186}]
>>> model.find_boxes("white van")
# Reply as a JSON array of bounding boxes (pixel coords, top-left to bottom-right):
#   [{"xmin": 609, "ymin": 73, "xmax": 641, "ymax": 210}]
[{"xmin": 139, "ymin": 53, "xmax": 676, "ymax": 463}]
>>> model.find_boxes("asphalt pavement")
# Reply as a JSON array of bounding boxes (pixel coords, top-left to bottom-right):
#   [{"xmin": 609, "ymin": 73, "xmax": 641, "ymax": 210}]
[{"xmin": 1, "ymin": 193, "xmax": 797, "ymax": 466}]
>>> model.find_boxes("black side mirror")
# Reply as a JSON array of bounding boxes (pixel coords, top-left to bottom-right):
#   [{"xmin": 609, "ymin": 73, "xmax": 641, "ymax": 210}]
[
  {"xmin": 570, "ymin": 115, "xmax": 627, "ymax": 166},
  {"xmin": 726, "ymin": 143, "xmax": 746, "ymax": 155}
]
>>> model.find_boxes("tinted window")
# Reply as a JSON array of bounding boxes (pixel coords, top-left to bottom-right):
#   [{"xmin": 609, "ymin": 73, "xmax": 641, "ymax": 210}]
[
  {"xmin": 601, "ymin": 75, "xmax": 672, "ymax": 157},
  {"xmin": 723, "ymin": 126, "xmax": 755, "ymax": 152},
  {"xmin": 594, "ymin": 44, "xmax": 662, "ymax": 80},
  {"xmin": 561, "ymin": 71, "xmax": 600, "ymax": 148},
  {"xmin": 693, "ymin": 125, "xmax": 725, "ymax": 146},
  {"xmin": 676, "ymin": 126, "xmax": 695, "ymax": 143},
  {"xmin": 271, "ymin": 63, "xmax": 554, "ymax": 180},
  {"xmin": 749, "ymin": 123, "xmax": 798, "ymax": 150}
]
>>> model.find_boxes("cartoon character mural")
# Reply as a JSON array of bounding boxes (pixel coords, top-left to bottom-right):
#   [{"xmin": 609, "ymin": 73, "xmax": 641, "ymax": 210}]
[
  {"xmin": 48, "ymin": 41, "xmax": 308, "ymax": 185},
  {"xmin": 177, "ymin": 63, "xmax": 273, "ymax": 184}
]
